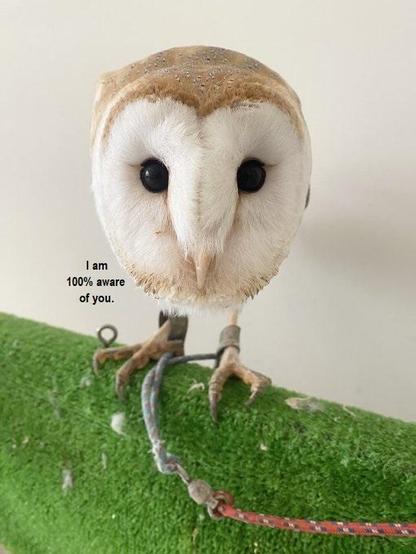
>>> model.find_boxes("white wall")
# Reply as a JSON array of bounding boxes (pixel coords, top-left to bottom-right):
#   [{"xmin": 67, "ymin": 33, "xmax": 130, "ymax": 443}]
[{"xmin": 1, "ymin": 0, "xmax": 415, "ymax": 420}]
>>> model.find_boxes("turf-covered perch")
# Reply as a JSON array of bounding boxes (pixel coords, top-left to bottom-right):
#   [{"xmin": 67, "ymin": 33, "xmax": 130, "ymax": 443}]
[{"xmin": 1, "ymin": 313, "xmax": 416, "ymax": 553}]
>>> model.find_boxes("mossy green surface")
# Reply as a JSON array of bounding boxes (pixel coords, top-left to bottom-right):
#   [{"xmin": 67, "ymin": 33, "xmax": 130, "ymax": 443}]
[{"xmin": 1, "ymin": 312, "xmax": 416, "ymax": 553}]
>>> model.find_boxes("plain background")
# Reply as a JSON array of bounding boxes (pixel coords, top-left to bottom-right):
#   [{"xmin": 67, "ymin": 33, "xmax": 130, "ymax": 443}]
[{"xmin": 1, "ymin": 0, "xmax": 415, "ymax": 421}]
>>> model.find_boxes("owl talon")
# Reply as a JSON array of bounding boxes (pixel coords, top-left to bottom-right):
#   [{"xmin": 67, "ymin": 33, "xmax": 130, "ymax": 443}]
[
  {"xmin": 116, "ymin": 381, "xmax": 126, "ymax": 401},
  {"xmin": 209, "ymin": 392, "xmax": 220, "ymax": 423},
  {"xmin": 92, "ymin": 315, "xmax": 187, "ymax": 398},
  {"xmin": 115, "ymin": 357, "xmax": 138, "ymax": 400},
  {"xmin": 208, "ymin": 346, "xmax": 271, "ymax": 422},
  {"xmin": 92, "ymin": 351, "xmax": 101, "ymax": 375}
]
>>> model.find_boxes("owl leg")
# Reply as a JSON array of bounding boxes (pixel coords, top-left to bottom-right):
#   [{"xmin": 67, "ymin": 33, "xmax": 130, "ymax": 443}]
[
  {"xmin": 208, "ymin": 310, "xmax": 271, "ymax": 422},
  {"xmin": 93, "ymin": 313, "xmax": 188, "ymax": 399}
]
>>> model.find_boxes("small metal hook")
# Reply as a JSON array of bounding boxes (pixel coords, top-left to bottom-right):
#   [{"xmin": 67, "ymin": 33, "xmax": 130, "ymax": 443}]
[{"xmin": 97, "ymin": 324, "xmax": 118, "ymax": 348}]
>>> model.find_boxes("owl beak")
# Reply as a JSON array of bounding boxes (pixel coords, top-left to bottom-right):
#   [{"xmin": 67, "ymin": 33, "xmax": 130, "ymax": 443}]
[{"xmin": 194, "ymin": 252, "xmax": 212, "ymax": 290}]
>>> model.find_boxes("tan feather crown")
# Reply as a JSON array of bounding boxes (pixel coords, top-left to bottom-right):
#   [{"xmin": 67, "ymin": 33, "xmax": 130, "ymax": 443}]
[{"xmin": 91, "ymin": 45, "xmax": 305, "ymax": 147}]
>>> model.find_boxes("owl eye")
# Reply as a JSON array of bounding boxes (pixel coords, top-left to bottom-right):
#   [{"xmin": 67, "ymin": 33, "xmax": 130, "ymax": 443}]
[
  {"xmin": 237, "ymin": 159, "xmax": 266, "ymax": 193},
  {"xmin": 140, "ymin": 159, "xmax": 169, "ymax": 192}
]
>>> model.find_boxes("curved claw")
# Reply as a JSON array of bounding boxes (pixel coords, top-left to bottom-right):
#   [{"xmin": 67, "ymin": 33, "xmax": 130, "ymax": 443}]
[
  {"xmin": 209, "ymin": 390, "xmax": 220, "ymax": 423},
  {"xmin": 246, "ymin": 391, "xmax": 258, "ymax": 407},
  {"xmin": 115, "ymin": 355, "xmax": 148, "ymax": 400},
  {"xmin": 208, "ymin": 365, "xmax": 232, "ymax": 422},
  {"xmin": 115, "ymin": 374, "xmax": 127, "ymax": 401},
  {"xmin": 245, "ymin": 375, "xmax": 271, "ymax": 406},
  {"xmin": 92, "ymin": 350, "xmax": 104, "ymax": 375}
]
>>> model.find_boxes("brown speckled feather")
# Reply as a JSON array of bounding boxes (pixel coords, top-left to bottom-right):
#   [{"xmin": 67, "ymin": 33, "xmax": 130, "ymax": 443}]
[{"xmin": 91, "ymin": 46, "xmax": 304, "ymax": 147}]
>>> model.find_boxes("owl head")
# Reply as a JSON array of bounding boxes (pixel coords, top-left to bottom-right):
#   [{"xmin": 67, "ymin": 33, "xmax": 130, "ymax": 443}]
[{"xmin": 91, "ymin": 46, "xmax": 311, "ymax": 314}]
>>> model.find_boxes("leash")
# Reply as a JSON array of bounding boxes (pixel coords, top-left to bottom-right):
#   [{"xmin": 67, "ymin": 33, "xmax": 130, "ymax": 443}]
[
  {"xmin": 140, "ymin": 353, "xmax": 416, "ymax": 538},
  {"xmin": 97, "ymin": 325, "xmax": 416, "ymax": 538}
]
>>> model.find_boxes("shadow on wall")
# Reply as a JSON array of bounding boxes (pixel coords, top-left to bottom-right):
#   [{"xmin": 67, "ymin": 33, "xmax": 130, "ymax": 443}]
[{"xmin": 301, "ymin": 170, "xmax": 416, "ymax": 303}]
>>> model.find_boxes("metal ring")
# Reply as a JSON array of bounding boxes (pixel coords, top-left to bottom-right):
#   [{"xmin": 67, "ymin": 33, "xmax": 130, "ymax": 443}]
[
  {"xmin": 207, "ymin": 501, "xmax": 223, "ymax": 520},
  {"xmin": 208, "ymin": 490, "xmax": 234, "ymax": 520},
  {"xmin": 214, "ymin": 490, "xmax": 234, "ymax": 505},
  {"xmin": 97, "ymin": 324, "xmax": 118, "ymax": 348}
]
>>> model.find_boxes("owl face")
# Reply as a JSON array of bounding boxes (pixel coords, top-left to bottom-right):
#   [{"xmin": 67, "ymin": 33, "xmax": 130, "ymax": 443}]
[{"xmin": 91, "ymin": 48, "xmax": 311, "ymax": 314}]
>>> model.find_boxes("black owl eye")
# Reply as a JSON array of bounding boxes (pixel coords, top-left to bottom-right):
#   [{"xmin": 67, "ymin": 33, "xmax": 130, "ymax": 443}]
[
  {"xmin": 140, "ymin": 159, "xmax": 169, "ymax": 192},
  {"xmin": 237, "ymin": 159, "xmax": 266, "ymax": 193}
]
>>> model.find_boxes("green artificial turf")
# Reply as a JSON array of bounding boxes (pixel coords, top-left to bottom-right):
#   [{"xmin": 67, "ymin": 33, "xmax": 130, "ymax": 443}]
[{"xmin": 1, "ymin": 313, "xmax": 416, "ymax": 554}]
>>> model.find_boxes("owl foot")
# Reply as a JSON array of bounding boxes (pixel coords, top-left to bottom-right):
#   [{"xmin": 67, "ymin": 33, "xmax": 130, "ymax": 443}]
[
  {"xmin": 92, "ymin": 313, "xmax": 188, "ymax": 400},
  {"xmin": 208, "ymin": 325, "xmax": 271, "ymax": 422}
]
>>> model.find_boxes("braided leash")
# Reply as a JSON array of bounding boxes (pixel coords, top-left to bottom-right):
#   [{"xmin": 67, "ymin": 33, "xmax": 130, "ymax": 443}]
[
  {"xmin": 139, "ymin": 352, "xmax": 416, "ymax": 538},
  {"xmin": 216, "ymin": 505, "xmax": 416, "ymax": 537}
]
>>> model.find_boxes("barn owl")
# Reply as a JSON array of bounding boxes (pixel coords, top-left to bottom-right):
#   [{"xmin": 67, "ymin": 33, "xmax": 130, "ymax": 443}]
[{"xmin": 91, "ymin": 46, "xmax": 311, "ymax": 420}]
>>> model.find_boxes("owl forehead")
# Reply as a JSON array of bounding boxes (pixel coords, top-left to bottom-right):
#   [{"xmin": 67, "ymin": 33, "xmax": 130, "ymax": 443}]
[{"xmin": 91, "ymin": 46, "xmax": 305, "ymax": 148}]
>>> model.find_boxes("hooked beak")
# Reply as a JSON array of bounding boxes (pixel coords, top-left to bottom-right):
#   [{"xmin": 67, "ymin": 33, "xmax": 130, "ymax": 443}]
[{"xmin": 194, "ymin": 252, "xmax": 212, "ymax": 290}]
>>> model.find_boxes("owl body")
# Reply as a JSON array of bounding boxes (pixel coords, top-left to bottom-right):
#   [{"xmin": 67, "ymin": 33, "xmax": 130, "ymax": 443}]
[{"xmin": 91, "ymin": 46, "xmax": 311, "ymax": 314}]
